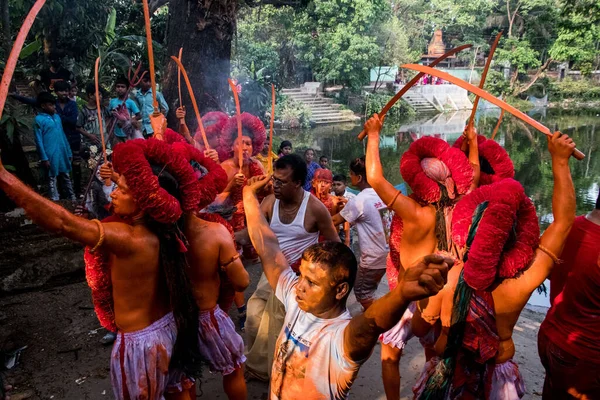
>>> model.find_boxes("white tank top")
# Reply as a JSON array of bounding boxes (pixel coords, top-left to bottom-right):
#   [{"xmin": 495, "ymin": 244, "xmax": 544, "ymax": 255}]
[{"xmin": 271, "ymin": 190, "xmax": 319, "ymax": 265}]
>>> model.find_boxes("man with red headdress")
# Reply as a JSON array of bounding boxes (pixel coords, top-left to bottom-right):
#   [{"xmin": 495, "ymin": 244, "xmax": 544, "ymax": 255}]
[
  {"xmin": 311, "ymin": 168, "xmax": 346, "ymax": 216},
  {"xmin": 0, "ymin": 138, "xmax": 204, "ymax": 399},
  {"xmin": 212, "ymin": 112, "xmax": 268, "ymax": 330},
  {"xmin": 363, "ymin": 114, "xmax": 480, "ymax": 400},
  {"xmin": 412, "ymin": 132, "xmax": 576, "ymax": 399}
]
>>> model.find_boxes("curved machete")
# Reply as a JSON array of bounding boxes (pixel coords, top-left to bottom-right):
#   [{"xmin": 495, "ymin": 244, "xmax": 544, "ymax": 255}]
[
  {"xmin": 400, "ymin": 64, "xmax": 585, "ymax": 160},
  {"xmin": 357, "ymin": 43, "xmax": 472, "ymax": 141}
]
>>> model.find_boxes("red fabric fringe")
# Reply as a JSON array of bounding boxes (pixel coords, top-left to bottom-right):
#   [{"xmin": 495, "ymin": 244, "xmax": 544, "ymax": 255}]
[
  {"xmin": 453, "ymin": 134, "xmax": 514, "ymax": 186},
  {"xmin": 452, "ymin": 179, "xmax": 540, "ymax": 290}
]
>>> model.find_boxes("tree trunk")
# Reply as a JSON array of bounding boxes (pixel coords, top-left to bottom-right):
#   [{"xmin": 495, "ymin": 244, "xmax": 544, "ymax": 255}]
[
  {"xmin": 1, "ymin": 0, "xmax": 10, "ymax": 56},
  {"xmin": 162, "ymin": 0, "xmax": 237, "ymax": 131}
]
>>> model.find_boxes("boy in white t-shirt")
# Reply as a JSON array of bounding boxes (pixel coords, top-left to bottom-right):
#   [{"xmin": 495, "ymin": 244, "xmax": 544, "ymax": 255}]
[
  {"xmin": 332, "ymin": 156, "xmax": 390, "ymax": 310},
  {"xmin": 243, "ymin": 174, "xmax": 451, "ymax": 400}
]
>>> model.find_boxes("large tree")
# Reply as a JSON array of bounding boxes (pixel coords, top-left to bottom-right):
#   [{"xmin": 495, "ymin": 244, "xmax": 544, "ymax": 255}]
[{"xmin": 160, "ymin": 0, "xmax": 308, "ymax": 131}]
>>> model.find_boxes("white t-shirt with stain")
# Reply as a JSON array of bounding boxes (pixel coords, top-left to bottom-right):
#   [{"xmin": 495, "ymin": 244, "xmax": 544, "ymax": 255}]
[
  {"xmin": 271, "ymin": 268, "xmax": 365, "ymax": 400},
  {"xmin": 340, "ymin": 188, "xmax": 390, "ymax": 270}
]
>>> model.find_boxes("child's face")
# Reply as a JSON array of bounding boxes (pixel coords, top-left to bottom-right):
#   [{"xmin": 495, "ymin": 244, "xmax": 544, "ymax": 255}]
[
  {"xmin": 88, "ymin": 92, "xmax": 101, "ymax": 104},
  {"xmin": 70, "ymin": 87, "xmax": 78, "ymax": 98},
  {"xmin": 41, "ymin": 102, "xmax": 56, "ymax": 114},
  {"xmin": 115, "ymin": 84, "xmax": 128, "ymax": 97},
  {"xmin": 55, "ymin": 89, "xmax": 68, "ymax": 101},
  {"xmin": 140, "ymin": 78, "xmax": 151, "ymax": 91}
]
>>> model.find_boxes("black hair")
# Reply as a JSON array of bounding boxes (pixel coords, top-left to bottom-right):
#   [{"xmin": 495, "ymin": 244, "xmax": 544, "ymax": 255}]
[
  {"xmin": 302, "ymin": 242, "xmax": 358, "ymax": 297},
  {"xmin": 333, "ymin": 174, "xmax": 347, "ymax": 183},
  {"xmin": 140, "ymin": 70, "xmax": 151, "ymax": 82},
  {"xmin": 596, "ymin": 188, "xmax": 600, "ymax": 210},
  {"xmin": 85, "ymin": 82, "xmax": 108, "ymax": 97},
  {"xmin": 275, "ymin": 154, "xmax": 308, "ymax": 187},
  {"xmin": 279, "ymin": 140, "xmax": 292, "ymax": 152},
  {"xmin": 37, "ymin": 91, "xmax": 56, "ymax": 106},
  {"xmin": 319, "ymin": 155, "xmax": 328, "ymax": 162},
  {"xmin": 145, "ymin": 165, "xmax": 204, "ymax": 379},
  {"xmin": 53, "ymin": 80, "xmax": 71, "ymax": 92},
  {"xmin": 115, "ymin": 76, "xmax": 130, "ymax": 88},
  {"xmin": 349, "ymin": 156, "xmax": 367, "ymax": 180}
]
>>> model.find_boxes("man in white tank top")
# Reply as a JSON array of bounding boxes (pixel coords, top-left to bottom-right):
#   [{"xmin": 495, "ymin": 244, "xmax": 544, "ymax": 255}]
[{"xmin": 244, "ymin": 154, "xmax": 340, "ymax": 381}]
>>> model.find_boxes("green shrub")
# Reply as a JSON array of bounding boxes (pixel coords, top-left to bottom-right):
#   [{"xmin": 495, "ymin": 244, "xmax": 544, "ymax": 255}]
[
  {"xmin": 364, "ymin": 93, "xmax": 415, "ymax": 120},
  {"xmin": 275, "ymin": 95, "xmax": 312, "ymax": 129},
  {"xmin": 549, "ymin": 78, "xmax": 600, "ymax": 101}
]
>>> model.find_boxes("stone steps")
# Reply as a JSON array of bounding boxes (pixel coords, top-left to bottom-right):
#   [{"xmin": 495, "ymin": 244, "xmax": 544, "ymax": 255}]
[{"xmin": 283, "ymin": 85, "xmax": 359, "ymax": 125}]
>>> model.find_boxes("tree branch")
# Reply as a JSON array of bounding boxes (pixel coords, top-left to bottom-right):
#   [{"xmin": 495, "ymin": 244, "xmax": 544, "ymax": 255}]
[{"xmin": 514, "ymin": 58, "xmax": 553, "ymax": 96}]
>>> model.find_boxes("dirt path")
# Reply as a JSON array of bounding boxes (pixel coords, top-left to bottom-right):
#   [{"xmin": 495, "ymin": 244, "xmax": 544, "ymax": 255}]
[{"xmin": 1, "ymin": 261, "xmax": 547, "ymax": 399}]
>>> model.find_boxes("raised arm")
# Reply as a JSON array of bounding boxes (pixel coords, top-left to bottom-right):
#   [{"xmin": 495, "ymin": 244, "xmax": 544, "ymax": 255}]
[
  {"xmin": 465, "ymin": 125, "xmax": 480, "ymax": 189},
  {"xmin": 364, "ymin": 114, "xmax": 424, "ymax": 224},
  {"xmin": 520, "ymin": 132, "xmax": 576, "ymax": 294},
  {"xmin": 344, "ymin": 254, "xmax": 452, "ymax": 362},
  {"xmin": 243, "ymin": 175, "xmax": 290, "ymax": 290},
  {"xmin": 0, "ymin": 162, "xmax": 138, "ymax": 257}
]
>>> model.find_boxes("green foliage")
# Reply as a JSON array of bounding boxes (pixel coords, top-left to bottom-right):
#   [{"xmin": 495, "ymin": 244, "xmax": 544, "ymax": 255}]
[
  {"xmin": 484, "ymin": 70, "xmax": 510, "ymax": 96},
  {"xmin": 496, "ymin": 38, "xmax": 541, "ymax": 74},
  {"xmin": 365, "ymin": 93, "xmax": 415, "ymax": 120},
  {"xmin": 275, "ymin": 96, "xmax": 312, "ymax": 129},
  {"xmin": 548, "ymin": 78, "xmax": 600, "ymax": 101}
]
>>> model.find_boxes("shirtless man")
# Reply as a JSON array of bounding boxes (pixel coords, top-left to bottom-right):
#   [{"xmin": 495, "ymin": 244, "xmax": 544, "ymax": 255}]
[
  {"xmin": 243, "ymin": 154, "xmax": 340, "ymax": 381},
  {"xmin": 363, "ymin": 114, "xmax": 479, "ymax": 400},
  {"xmin": 412, "ymin": 132, "xmax": 576, "ymax": 399},
  {"xmin": 0, "ymin": 139, "xmax": 202, "ymax": 399}
]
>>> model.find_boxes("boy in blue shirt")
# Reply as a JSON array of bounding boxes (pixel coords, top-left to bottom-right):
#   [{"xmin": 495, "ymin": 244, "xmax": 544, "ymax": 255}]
[
  {"xmin": 109, "ymin": 76, "xmax": 141, "ymax": 144},
  {"xmin": 134, "ymin": 71, "xmax": 169, "ymax": 137},
  {"xmin": 34, "ymin": 92, "xmax": 76, "ymax": 201}
]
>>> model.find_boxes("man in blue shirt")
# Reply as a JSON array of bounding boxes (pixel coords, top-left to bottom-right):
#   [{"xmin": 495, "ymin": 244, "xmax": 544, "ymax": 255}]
[
  {"xmin": 109, "ymin": 76, "xmax": 141, "ymax": 144},
  {"xmin": 34, "ymin": 92, "xmax": 76, "ymax": 201},
  {"xmin": 134, "ymin": 72, "xmax": 169, "ymax": 137}
]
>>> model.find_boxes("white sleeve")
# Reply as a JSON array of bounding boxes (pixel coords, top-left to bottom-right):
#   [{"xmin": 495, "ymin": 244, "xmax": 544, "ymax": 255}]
[
  {"xmin": 275, "ymin": 268, "xmax": 298, "ymax": 310},
  {"xmin": 340, "ymin": 196, "xmax": 361, "ymax": 224}
]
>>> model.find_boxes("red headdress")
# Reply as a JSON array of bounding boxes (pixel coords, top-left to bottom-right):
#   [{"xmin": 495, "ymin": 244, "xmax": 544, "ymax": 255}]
[
  {"xmin": 400, "ymin": 137, "xmax": 473, "ymax": 203},
  {"xmin": 452, "ymin": 178, "xmax": 539, "ymax": 290},
  {"xmin": 219, "ymin": 112, "xmax": 266, "ymax": 159},
  {"xmin": 453, "ymin": 134, "xmax": 514, "ymax": 186},
  {"xmin": 163, "ymin": 127, "xmax": 187, "ymax": 145},
  {"xmin": 112, "ymin": 138, "xmax": 204, "ymax": 223},
  {"xmin": 199, "ymin": 111, "xmax": 228, "ymax": 140}
]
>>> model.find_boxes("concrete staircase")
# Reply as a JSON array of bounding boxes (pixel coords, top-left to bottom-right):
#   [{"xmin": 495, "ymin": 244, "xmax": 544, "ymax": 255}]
[
  {"xmin": 402, "ymin": 91, "xmax": 438, "ymax": 113},
  {"xmin": 281, "ymin": 87, "xmax": 360, "ymax": 125}
]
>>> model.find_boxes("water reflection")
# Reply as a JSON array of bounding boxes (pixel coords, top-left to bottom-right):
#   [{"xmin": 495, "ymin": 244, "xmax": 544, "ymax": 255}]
[
  {"xmin": 275, "ymin": 108, "xmax": 600, "ymax": 226},
  {"xmin": 276, "ymin": 109, "xmax": 599, "ymax": 308}
]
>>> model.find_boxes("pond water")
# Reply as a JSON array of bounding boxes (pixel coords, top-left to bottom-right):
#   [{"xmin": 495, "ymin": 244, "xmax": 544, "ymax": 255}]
[{"xmin": 274, "ymin": 107, "xmax": 600, "ymax": 309}]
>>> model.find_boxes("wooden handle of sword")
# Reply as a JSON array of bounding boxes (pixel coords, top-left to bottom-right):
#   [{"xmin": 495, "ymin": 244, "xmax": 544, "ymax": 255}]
[
  {"xmin": 573, "ymin": 148, "xmax": 585, "ymax": 161},
  {"xmin": 357, "ymin": 129, "xmax": 367, "ymax": 141}
]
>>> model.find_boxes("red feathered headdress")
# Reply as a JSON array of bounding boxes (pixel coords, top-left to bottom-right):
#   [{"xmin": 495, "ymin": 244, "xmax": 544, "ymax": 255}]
[
  {"xmin": 163, "ymin": 127, "xmax": 187, "ymax": 145},
  {"xmin": 171, "ymin": 142, "xmax": 228, "ymax": 211},
  {"xmin": 400, "ymin": 137, "xmax": 473, "ymax": 203},
  {"xmin": 453, "ymin": 134, "xmax": 514, "ymax": 186},
  {"xmin": 220, "ymin": 112, "xmax": 266, "ymax": 159},
  {"xmin": 112, "ymin": 139, "xmax": 204, "ymax": 223},
  {"xmin": 199, "ymin": 111, "xmax": 228, "ymax": 140},
  {"xmin": 452, "ymin": 178, "xmax": 540, "ymax": 290}
]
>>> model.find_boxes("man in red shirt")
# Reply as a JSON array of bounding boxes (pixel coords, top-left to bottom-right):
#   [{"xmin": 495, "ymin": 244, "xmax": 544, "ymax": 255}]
[{"xmin": 538, "ymin": 190, "xmax": 600, "ymax": 399}]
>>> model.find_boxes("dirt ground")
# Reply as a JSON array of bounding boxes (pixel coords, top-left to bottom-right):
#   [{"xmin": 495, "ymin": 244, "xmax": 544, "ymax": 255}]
[{"xmin": 1, "ymin": 260, "xmax": 548, "ymax": 400}]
